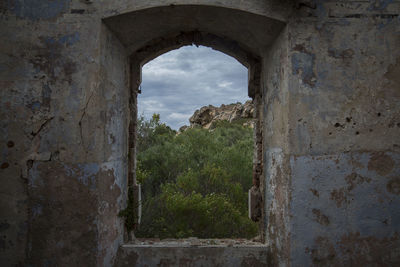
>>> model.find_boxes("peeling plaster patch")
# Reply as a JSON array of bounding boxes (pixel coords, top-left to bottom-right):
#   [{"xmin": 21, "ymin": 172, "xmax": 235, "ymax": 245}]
[
  {"xmin": 368, "ymin": 0, "xmax": 394, "ymax": 11},
  {"xmin": 76, "ymin": 163, "xmax": 99, "ymax": 189},
  {"xmin": 327, "ymin": 48, "xmax": 355, "ymax": 66},
  {"xmin": 387, "ymin": 176, "xmax": 400, "ymax": 195},
  {"xmin": 348, "ymin": 155, "xmax": 365, "ymax": 170},
  {"xmin": 291, "ymin": 151, "xmax": 400, "ymax": 265},
  {"xmin": 43, "ymin": 32, "xmax": 80, "ymax": 47},
  {"xmin": 31, "ymin": 204, "xmax": 43, "ymax": 218},
  {"xmin": 61, "ymin": 162, "xmax": 99, "ymax": 189},
  {"xmin": 41, "ymin": 83, "xmax": 51, "ymax": 111},
  {"xmin": 265, "ymin": 149, "xmax": 291, "ymax": 265},
  {"xmin": 330, "ymin": 188, "xmax": 349, "ymax": 208},
  {"xmin": 27, "ymin": 101, "xmax": 41, "ymax": 112},
  {"xmin": 345, "ymin": 172, "xmax": 371, "ymax": 191},
  {"xmin": 328, "ymin": 48, "xmax": 355, "ymax": 59},
  {"xmin": 338, "ymin": 232, "xmax": 400, "ymax": 265},
  {"xmin": 28, "ymin": 161, "xmax": 44, "ymax": 188},
  {"xmin": 377, "ymin": 17, "xmax": 397, "ymax": 30},
  {"xmin": 28, "ymin": 161, "xmax": 98, "ymax": 266},
  {"xmin": 101, "ymin": 161, "xmax": 126, "ymax": 195},
  {"xmin": 295, "ymin": 122, "xmax": 311, "ymax": 152},
  {"xmin": 368, "ymin": 152, "xmax": 395, "ymax": 176},
  {"xmin": 8, "ymin": 0, "xmax": 71, "ymax": 20},
  {"xmin": 96, "ymin": 166, "xmax": 123, "ymax": 267},
  {"xmin": 291, "ymin": 52, "xmax": 316, "ymax": 87},
  {"xmin": 30, "ymin": 34, "xmax": 79, "ymax": 85},
  {"xmin": 309, "ymin": 188, "xmax": 319, "ymax": 197},
  {"xmin": 330, "ymin": 172, "xmax": 371, "ymax": 208},
  {"xmin": 66, "ymin": 85, "xmax": 81, "ymax": 110},
  {"xmin": 306, "ymin": 236, "xmax": 336, "ymax": 266},
  {"xmin": 0, "ymin": 53, "xmax": 41, "ymax": 83},
  {"xmin": 315, "ymin": 2, "xmax": 328, "ymax": 18},
  {"xmin": 312, "ymin": 209, "xmax": 330, "ymax": 226}
]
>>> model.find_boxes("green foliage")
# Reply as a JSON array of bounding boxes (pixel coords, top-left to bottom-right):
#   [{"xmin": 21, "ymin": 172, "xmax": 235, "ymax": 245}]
[
  {"xmin": 135, "ymin": 114, "xmax": 257, "ymax": 239},
  {"xmin": 137, "ymin": 114, "xmax": 176, "ymax": 154},
  {"xmin": 118, "ymin": 187, "xmax": 137, "ymax": 233}
]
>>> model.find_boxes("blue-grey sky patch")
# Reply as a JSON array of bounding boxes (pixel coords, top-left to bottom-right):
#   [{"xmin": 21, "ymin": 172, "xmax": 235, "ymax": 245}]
[{"xmin": 138, "ymin": 45, "xmax": 250, "ymax": 129}]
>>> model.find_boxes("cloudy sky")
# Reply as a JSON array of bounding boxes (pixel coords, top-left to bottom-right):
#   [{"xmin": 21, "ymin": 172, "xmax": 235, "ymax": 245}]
[{"xmin": 138, "ymin": 45, "xmax": 250, "ymax": 130}]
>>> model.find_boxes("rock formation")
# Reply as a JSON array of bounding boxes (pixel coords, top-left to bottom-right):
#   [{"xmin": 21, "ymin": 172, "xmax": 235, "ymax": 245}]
[{"xmin": 182, "ymin": 100, "xmax": 254, "ymax": 130}]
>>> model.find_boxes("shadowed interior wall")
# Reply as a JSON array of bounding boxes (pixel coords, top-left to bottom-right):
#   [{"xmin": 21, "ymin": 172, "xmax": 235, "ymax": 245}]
[{"xmin": 0, "ymin": 2, "xmax": 129, "ymax": 265}]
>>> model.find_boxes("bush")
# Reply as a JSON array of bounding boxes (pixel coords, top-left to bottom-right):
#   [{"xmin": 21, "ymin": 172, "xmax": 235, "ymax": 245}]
[{"xmin": 134, "ymin": 114, "xmax": 257, "ymax": 238}]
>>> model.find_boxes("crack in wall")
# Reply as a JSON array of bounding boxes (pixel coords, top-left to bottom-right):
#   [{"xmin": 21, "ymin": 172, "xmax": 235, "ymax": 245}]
[
  {"xmin": 78, "ymin": 90, "xmax": 94, "ymax": 147},
  {"xmin": 30, "ymin": 117, "xmax": 54, "ymax": 139}
]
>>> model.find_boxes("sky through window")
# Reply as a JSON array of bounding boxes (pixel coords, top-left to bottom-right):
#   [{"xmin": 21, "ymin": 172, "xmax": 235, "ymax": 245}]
[{"xmin": 138, "ymin": 45, "xmax": 250, "ymax": 130}]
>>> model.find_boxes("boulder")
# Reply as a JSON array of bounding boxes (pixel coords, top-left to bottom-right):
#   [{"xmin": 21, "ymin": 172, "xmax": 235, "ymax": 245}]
[{"xmin": 186, "ymin": 101, "xmax": 254, "ymax": 130}]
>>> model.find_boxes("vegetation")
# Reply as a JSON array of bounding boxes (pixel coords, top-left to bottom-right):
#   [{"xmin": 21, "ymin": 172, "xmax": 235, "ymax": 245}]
[
  {"xmin": 118, "ymin": 187, "xmax": 137, "ymax": 233},
  {"xmin": 134, "ymin": 114, "xmax": 258, "ymax": 239}
]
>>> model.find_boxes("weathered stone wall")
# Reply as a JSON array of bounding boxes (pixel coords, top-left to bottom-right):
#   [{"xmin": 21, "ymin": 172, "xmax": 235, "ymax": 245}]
[
  {"xmin": 1, "ymin": 0, "xmax": 399, "ymax": 266},
  {"xmin": 262, "ymin": 25, "xmax": 291, "ymax": 266},
  {"xmin": 115, "ymin": 244, "xmax": 270, "ymax": 267},
  {"xmin": 285, "ymin": 1, "xmax": 400, "ymax": 265},
  {"xmin": 262, "ymin": 1, "xmax": 400, "ymax": 265},
  {"xmin": 0, "ymin": 1, "xmax": 129, "ymax": 265},
  {"xmin": 0, "ymin": 1, "xmax": 289, "ymax": 265}
]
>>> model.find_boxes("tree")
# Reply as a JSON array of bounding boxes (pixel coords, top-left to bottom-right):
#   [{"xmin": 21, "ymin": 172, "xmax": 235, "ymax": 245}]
[{"xmin": 134, "ymin": 114, "xmax": 258, "ymax": 238}]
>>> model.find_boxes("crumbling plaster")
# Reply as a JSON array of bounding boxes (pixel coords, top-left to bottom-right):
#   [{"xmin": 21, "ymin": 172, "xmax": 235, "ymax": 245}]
[
  {"xmin": 262, "ymin": 1, "xmax": 400, "ymax": 266},
  {"xmin": 1, "ymin": 1, "xmax": 130, "ymax": 265},
  {"xmin": 1, "ymin": 0, "xmax": 400, "ymax": 266}
]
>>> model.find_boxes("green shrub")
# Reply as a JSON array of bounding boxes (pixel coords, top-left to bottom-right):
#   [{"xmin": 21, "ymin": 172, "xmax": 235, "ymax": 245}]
[{"xmin": 134, "ymin": 114, "xmax": 257, "ymax": 238}]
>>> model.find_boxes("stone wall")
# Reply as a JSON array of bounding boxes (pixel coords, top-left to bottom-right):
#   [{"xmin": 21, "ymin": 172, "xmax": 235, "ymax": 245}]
[
  {"xmin": 263, "ymin": 25, "xmax": 291, "ymax": 266},
  {"xmin": 262, "ymin": 1, "xmax": 400, "ymax": 265},
  {"xmin": 115, "ymin": 244, "xmax": 270, "ymax": 267},
  {"xmin": 0, "ymin": 0, "xmax": 399, "ymax": 266},
  {"xmin": 286, "ymin": 2, "xmax": 400, "ymax": 265},
  {"xmin": 0, "ymin": 1, "xmax": 130, "ymax": 265}
]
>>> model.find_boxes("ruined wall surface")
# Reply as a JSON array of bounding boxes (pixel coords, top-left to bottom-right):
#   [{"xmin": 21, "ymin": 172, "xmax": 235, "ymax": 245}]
[
  {"xmin": 99, "ymin": 0, "xmax": 292, "ymax": 23},
  {"xmin": 0, "ymin": 1, "xmax": 290, "ymax": 266},
  {"xmin": 115, "ymin": 245, "xmax": 270, "ymax": 267},
  {"xmin": 0, "ymin": 1, "xmax": 129, "ymax": 265},
  {"xmin": 262, "ymin": 26, "xmax": 291, "ymax": 266},
  {"xmin": 282, "ymin": 1, "xmax": 400, "ymax": 265},
  {"xmin": 1, "ymin": 0, "xmax": 399, "ymax": 266}
]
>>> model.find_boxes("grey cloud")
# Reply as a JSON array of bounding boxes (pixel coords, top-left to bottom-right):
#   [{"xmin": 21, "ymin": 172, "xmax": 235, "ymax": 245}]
[{"xmin": 138, "ymin": 45, "xmax": 250, "ymax": 129}]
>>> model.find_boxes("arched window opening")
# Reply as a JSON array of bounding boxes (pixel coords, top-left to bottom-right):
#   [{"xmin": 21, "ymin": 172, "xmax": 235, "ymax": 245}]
[{"xmin": 128, "ymin": 45, "xmax": 260, "ymax": 241}]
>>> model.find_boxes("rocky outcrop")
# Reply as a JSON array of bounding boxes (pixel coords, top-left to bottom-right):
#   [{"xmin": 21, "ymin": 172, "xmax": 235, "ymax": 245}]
[{"xmin": 183, "ymin": 100, "xmax": 254, "ymax": 130}]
